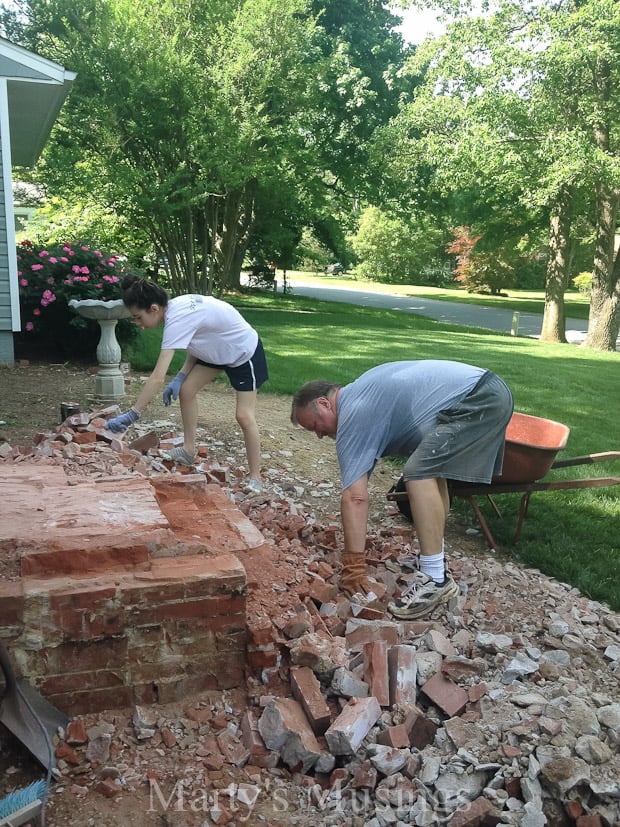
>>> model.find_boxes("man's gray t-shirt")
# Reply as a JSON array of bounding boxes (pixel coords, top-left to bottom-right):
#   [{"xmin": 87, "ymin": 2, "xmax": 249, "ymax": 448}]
[{"xmin": 336, "ymin": 360, "xmax": 485, "ymax": 489}]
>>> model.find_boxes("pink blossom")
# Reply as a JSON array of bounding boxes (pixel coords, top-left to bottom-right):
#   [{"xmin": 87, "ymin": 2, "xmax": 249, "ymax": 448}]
[
  {"xmin": 81, "ymin": 246, "xmax": 89, "ymax": 251},
  {"xmin": 47, "ymin": 277, "xmax": 55, "ymax": 285},
  {"xmin": 80, "ymin": 266, "xmax": 90, "ymax": 274},
  {"xmin": 20, "ymin": 278, "xmax": 28, "ymax": 287},
  {"xmin": 41, "ymin": 289, "xmax": 56, "ymax": 304},
  {"xmin": 31, "ymin": 263, "xmax": 44, "ymax": 271},
  {"xmin": 68, "ymin": 250, "xmax": 75, "ymax": 256},
  {"xmin": 33, "ymin": 308, "xmax": 41, "ymax": 316},
  {"xmin": 94, "ymin": 250, "xmax": 102, "ymax": 257},
  {"xmin": 39, "ymin": 250, "xmax": 49, "ymax": 257},
  {"xmin": 26, "ymin": 321, "xmax": 34, "ymax": 331},
  {"xmin": 72, "ymin": 265, "xmax": 81, "ymax": 273},
  {"xmin": 49, "ymin": 257, "xmax": 58, "ymax": 264},
  {"xmin": 60, "ymin": 257, "xmax": 69, "ymax": 263},
  {"xmin": 62, "ymin": 245, "xmax": 72, "ymax": 251},
  {"xmin": 96, "ymin": 283, "xmax": 103, "ymax": 289},
  {"xmin": 64, "ymin": 278, "xmax": 73, "ymax": 285}
]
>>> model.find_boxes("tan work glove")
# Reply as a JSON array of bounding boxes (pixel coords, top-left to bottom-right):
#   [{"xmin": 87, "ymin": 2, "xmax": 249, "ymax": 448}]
[{"xmin": 340, "ymin": 552, "xmax": 374, "ymax": 597}]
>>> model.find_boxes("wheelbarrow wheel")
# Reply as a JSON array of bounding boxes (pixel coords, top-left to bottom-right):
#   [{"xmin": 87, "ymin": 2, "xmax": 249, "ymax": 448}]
[{"xmin": 389, "ymin": 476, "xmax": 413, "ymax": 523}]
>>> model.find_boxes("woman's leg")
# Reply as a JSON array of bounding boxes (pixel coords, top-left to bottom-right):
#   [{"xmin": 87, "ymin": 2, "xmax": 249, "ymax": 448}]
[
  {"xmin": 178, "ymin": 365, "xmax": 221, "ymax": 454},
  {"xmin": 235, "ymin": 390, "xmax": 261, "ymax": 479}
]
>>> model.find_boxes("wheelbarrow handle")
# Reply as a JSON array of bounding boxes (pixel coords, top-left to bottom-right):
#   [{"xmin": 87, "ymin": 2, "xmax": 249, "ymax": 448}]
[{"xmin": 552, "ymin": 450, "xmax": 620, "ymax": 469}]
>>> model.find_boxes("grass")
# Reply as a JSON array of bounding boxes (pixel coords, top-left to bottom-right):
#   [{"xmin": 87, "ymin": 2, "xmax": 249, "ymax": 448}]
[{"xmin": 127, "ymin": 287, "xmax": 620, "ymax": 610}]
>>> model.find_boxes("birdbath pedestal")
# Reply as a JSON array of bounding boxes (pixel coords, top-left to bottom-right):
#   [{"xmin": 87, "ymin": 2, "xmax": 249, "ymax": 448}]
[{"xmin": 69, "ymin": 299, "xmax": 131, "ymax": 403}]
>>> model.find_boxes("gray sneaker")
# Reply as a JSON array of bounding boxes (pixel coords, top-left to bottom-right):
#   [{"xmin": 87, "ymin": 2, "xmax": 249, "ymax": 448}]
[
  {"xmin": 388, "ymin": 571, "xmax": 459, "ymax": 619},
  {"xmin": 163, "ymin": 446, "xmax": 197, "ymax": 466},
  {"xmin": 244, "ymin": 478, "xmax": 263, "ymax": 495}
]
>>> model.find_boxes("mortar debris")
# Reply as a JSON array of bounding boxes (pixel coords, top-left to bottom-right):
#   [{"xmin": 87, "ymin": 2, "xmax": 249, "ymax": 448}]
[{"xmin": 1, "ymin": 401, "xmax": 619, "ymax": 827}]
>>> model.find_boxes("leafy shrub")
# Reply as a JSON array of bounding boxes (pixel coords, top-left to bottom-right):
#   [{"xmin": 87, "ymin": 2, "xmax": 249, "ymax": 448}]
[
  {"xmin": 349, "ymin": 206, "xmax": 444, "ymax": 284},
  {"xmin": 17, "ymin": 239, "xmax": 139, "ymax": 359},
  {"xmin": 447, "ymin": 227, "xmax": 516, "ymax": 295},
  {"xmin": 573, "ymin": 271, "xmax": 592, "ymax": 294}
]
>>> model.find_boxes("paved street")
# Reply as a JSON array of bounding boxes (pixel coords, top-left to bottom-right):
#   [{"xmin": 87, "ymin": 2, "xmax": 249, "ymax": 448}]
[{"xmin": 287, "ymin": 279, "xmax": 593, "ymax": 344}]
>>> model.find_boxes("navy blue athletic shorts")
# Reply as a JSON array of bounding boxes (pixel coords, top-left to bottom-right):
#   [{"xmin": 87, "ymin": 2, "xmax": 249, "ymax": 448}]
[{"xmin": 196, "ymin": 338, "xmax": 268, "ymax": 392}]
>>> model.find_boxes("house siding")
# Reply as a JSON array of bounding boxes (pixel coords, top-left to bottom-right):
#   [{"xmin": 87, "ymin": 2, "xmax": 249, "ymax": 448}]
[{"xmin": 0, "ymin": 113, "xmax": 16, "ymax": 364}]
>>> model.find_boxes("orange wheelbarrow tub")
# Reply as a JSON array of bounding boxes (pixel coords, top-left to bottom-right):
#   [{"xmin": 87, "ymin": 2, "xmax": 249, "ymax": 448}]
[{"xmin": 387, "ymin": 412, "xmax": 620, "ymax": 550}]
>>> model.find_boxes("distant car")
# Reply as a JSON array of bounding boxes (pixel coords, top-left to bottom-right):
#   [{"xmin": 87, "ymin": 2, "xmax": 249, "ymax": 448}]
[{"xmin": 326, "ymin": 262, "xmax": 344, "ymax": 275}]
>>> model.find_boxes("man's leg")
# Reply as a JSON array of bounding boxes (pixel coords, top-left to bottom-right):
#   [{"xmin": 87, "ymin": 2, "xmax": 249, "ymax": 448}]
[
  {"xmin": 405, "ymin": 477, "xmax": 449, "ymax": 556},
  {"xmin": 389, "ymin": 476, "xmax": 458, "ymax": 618},
  {"xmin": 235, "ymin": 390, "xmax": 261, "ymax": 482}
]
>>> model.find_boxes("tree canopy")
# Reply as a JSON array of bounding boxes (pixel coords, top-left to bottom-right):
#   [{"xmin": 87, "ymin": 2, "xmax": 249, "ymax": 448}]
[{"xmin": 4, "ymin": 0, "xmax": 410, "ymax": 293}]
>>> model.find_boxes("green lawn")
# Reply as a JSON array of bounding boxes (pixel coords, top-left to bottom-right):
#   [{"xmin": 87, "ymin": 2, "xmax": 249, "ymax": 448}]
[{"xmin": 127, "ymin": 288, "xmax": 620, "ymax": 610}]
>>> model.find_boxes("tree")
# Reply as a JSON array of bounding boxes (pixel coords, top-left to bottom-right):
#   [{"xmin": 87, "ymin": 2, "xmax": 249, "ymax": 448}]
[
  {"xmin": 4, "ymin": 0, "xmax": 323, "ymax": 293},
  {"xmin": 349, "ymin": 205, "xmax": 445, "ymax": 283},
  {"xmin": 386, "ymin": 0, "xmax": 620, "ymax": 349},
  {"xmin": 3, "ymin": 0, "xmax": 410, "ymax": 295}
]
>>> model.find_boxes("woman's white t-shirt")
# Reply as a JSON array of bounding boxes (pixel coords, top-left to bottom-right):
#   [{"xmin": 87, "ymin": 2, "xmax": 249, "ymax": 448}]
[{"xmin": 161, "ymin": 295, "xmax": 258, "ymax": 368}]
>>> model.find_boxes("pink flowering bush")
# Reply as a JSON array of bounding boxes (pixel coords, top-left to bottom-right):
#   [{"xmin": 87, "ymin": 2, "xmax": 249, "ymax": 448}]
[{"xmin": 17, "ymin": 239, "xmax": 138, "ymax": 357}]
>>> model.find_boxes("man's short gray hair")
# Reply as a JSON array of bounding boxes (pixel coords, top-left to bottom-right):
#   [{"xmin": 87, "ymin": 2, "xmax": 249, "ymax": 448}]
[{"xmin": 290, "ymin": 380, "xmax": 341, "ymax": 424}]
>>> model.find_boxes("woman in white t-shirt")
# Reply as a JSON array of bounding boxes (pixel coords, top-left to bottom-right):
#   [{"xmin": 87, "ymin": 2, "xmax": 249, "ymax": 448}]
[{"xmin": 106, "ymin": 276, "xmax": 268, "ymax": 494}]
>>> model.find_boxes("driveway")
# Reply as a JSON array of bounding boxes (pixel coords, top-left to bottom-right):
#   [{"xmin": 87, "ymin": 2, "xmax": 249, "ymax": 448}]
[{"xmin": 288, "ymin": 279, "xmax": 592, "ymax": 344}]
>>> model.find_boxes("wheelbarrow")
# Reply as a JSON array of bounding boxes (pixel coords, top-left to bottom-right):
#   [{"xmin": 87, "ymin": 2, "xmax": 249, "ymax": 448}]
[{"xmin": 387, "ymin": 412, "xmax": 620, "ymax": 550}]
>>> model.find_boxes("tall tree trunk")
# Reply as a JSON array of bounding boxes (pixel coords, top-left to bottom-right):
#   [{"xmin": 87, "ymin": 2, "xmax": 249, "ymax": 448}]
[
  {"xmin": 585, "ymin": 181, "xmax": 620, "ymax": 350},
  {"xmin": 584, "ymin": 59, "xmax": 620, "ymax": 351},
  {"xmin": 540, "ymin": 186, "xmax": 572, "ymax": 343}
]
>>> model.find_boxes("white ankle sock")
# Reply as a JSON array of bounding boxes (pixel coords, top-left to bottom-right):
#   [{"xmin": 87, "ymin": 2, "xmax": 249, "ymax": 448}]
[{"xmin": 420, "ymin": 551, "xmax": 445, "ymax": 584}]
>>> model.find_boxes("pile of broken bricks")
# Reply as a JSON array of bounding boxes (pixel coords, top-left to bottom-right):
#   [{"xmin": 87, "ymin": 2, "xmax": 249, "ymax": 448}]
[{"xmin": 1, "ymin": 411, "xmax": 619, "ymax": 827}]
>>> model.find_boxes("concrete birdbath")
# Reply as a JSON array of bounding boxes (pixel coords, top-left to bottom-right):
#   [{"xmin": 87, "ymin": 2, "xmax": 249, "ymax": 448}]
[{"xmin": 69, "ymin": 298, "xmax": 131, "ymax": 403}]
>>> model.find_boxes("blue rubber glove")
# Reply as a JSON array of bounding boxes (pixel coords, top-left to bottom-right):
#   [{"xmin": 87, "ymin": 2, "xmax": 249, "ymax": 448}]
[
  {"xmin": 106, "ymin": 407, "xmax": 141, "ymax": 433},
  {"xmin": 162, "ymin": 371, "xmax": 187, "ymax": 406}
]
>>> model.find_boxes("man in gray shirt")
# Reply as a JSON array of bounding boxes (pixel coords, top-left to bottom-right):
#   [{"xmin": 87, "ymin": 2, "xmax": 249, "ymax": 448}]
[{"xmin": 291, "ymin": 361, "xmax": 513, "ymax": 618}]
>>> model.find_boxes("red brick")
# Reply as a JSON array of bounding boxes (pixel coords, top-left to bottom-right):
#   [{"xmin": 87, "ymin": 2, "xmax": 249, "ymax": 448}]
[
  {"xmin": 40, "ymin": 669, "xmax": 125, "ymax": 696},
  {"xmin": 404, "ymin": 708, "xmax": 437, "ymax": 750},
  {"xmin": 303, "ymin": 576, "xmax": 339, "ymax": 606},
  {"xmin": 48, "ymin": 685, "xmax": 134, "ymax": 716},
  {"xmin": 345, "ymin": 620, "xmax": 401, "ymax": 650},
  {"xmin": 217, "ymin": 729, "xmax": 251, "ymax": 767},
  {"xmin": 388, "ymin": 644, "xmax": 417, "ymax": 707},
  {"xmin": 247, "ymin": 621, "xmax": 275, "ymax": 647},
  {"xmin": 363, "ymin": 640, "xmax": 389, "ymax": 707},
  {"xmin": 375, "ymin": 724, "xmax": 410, "ymax": 748},
  {"xmin": 247, "ymin": 645, "xmax": 279, "ymax": 669},
  {"xmin": 72, "ymin": 430, "xmax": 97, "ymax": 445},
  {"xmin": 129, "ymin": 431, "xmax": 159, "ymax": 453},
  {"xmin": 447, "ymin": 796, "xmax": 496, "ymax": 826},
  {"xmin": 421, "ymin": 671, "xmax": 468, "ymax": 717},
  {"xmin": 565, "ymin": 801, "xmax": 584, "ymax": 820},
  {"xmin": 290, "ymin": 666, "xmax": 332, "ymax": 735},
  {"xmin": 575, "ymin": 817, "xmax": 604, "ymax": 827},
  {"xmin": 0, "ymin": 583, "xmax": 24, "ymax": 626},
  {"xmin": 240, "ymin": 710, "xmax": 267, "ymax": 757},
  {"xmin": 468, "ymin": 682, "xmax": 488, "ymax": 703}
]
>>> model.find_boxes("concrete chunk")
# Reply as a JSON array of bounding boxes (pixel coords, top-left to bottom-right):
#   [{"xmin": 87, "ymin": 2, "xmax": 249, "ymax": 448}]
[
  {"xmin": 331, "ymin": 667, "xmax": 369, "ymax": 699},
  {"xmin": 257, "ymin": 697, "xmax": 322, "ymax": 772},
  {"xmin": 325, "ymin": 696, "xmax": 382, "ymax": 755}
]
